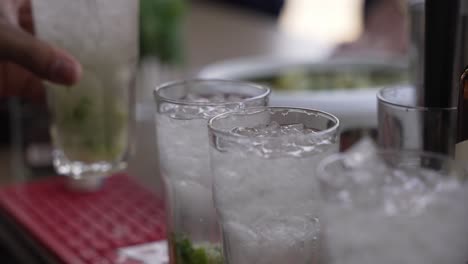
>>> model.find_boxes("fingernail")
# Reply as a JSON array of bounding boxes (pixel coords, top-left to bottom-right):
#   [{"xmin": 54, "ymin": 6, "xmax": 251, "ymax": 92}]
[{"xmin": 49, "ymin": 58, "xmax": 78, "ymax": 85}]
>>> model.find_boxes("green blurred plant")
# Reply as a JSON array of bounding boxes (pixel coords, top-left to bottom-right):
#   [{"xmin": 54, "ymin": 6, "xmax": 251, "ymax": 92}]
[
  {"xmin": 173, "ymin": 234, "xmax": 224, "ymax": 264},
  {"xmin": 140, "ymin": 0, "xmax": 186, "ymax": 65}
]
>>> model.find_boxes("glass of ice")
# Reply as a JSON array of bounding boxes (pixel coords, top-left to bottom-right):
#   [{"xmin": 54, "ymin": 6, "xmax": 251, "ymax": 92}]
[
  {"xmin": 209, "ymin": 107, "xmax": 340, "ymax": 264},
  {"xmin": 154, "ymin": 79, "xmax": 270, "ymax": 264},
  {"xmin": 32, "ymin": 0, "xmax": 138, "ymax": 188},
  {"xmin": 317, "ymin": 148, "xmax": 468, "ymax": 264}
]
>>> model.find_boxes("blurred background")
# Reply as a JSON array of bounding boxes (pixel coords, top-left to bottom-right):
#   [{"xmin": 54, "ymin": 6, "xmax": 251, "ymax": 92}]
[{"xmin": 0, "ymin": 0, "xmax": 409, "ymax": 191}]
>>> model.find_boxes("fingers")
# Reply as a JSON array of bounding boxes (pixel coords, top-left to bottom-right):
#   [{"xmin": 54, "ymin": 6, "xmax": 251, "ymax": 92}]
[
  {"xmin": 18, "ymin": 0, "xmax": 33, "ymax": 33},
  {"xmin": 0, "ymin": 21, "xmax": 82, "ymax": 86},
  {"xmin": 0, "ymin": 62, "xmax": 45, "ymax": 102}
]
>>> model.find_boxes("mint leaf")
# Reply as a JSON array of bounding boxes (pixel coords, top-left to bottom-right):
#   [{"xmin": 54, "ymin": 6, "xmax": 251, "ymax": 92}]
[{"xmin": 173, "ymin": 234, "xmax": 224, "ymax": 264}]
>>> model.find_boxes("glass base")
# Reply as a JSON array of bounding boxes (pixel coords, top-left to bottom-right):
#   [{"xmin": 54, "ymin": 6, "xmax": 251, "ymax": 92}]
[{"xmin": 53, "ymin": 150, "xmax": 126, "ymax": 191}]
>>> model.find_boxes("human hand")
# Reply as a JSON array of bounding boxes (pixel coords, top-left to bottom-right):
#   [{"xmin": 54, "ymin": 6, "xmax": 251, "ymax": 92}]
[{"xmin": 0, "ymin": 0, "xmax": 82, "ymax": 101}]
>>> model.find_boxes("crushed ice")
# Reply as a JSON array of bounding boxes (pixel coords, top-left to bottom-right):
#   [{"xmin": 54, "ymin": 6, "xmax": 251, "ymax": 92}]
[
  {"xmin": 323, "ymin": 138, "xmax": 468, "ymax": 216},
  {"xmin": 159, "ymin": 92, "xmax": 253, "ymax": 119},
  {"xmin": 228, "ymin": 122, "xmax": 333, "ymax": 158},
  {"xmin": 231, "ymin": 122, "xmax": 317, "ymax": 137}
]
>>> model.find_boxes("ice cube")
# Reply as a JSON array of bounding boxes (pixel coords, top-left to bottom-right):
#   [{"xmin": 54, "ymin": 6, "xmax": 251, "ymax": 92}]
[
  {"xmin": 283, "ymin": 123, "xmax": 304, "ymax": 130},
  {"xmin": 165, "ymin": 92, "xmax": 261, "ymax": 119},
  {"xmin": 224, "ymin": 214, "xmax": 320, "ymax": 264},
  {"xmin": 208, "ymin": 94, "xmax": 226, "ymax": 102},
  {"xmin": 184, "ymin": 93, "xmax": 210, "ymax": 103},
  {"xmin": 229, "ymin": 121, "xmax": 337, "ymax": 158},
  {"xmin": 281, "ymin": 123, "xmax": 309, "ymax": 135},
  {"xmin": 266, "ymin": 121, "xmax": 280, "ymax": 132},
  {"xmin": 226, "ymin": 94, "xmax": 248, "ymax": 102},
  {"xmin": 323, "ymin": 187, "xmax": 468, "ymax": 264},
  {"xmin": 231, "ymin": 121, "xmax": 280, "ymax": 137},
  {"xmin": 160, "ymin": 103, "xmax": 202, "ymax": 119},
  {"xmin": 32, "ymin": 0, "xmax": 138, "ymax": 65},
  {"xmin": 342, "ymin": 137, "xmax": 379, "ymax": 167},
  {"xmin": 231, "ymin": 126, "xmax": 259, "ymax": 137},
  {"xmin": 231, "ymin": 122, "xmax": 316, "ymax": 138},
  {"xmin": 321, "ymin": 139, "xmax": 468, "ymax": 264},
  {"xmin": 336, "ymin": 140, "xmax": 466, "ymax": 214},
  {"xmin": 222, "ymin": 221, "xmax": 261, "ymax": 263},
  {"xmin": 318, "ymin": 138, "xmax": 393, "ymax": 210},
  {"xmin": 182, "ymin": 92, "xmax": 248, "ymax": 104},
  {"xmin": 252, "ymin": 214, "xmax": 319, "ymax": 264},
  {"xmin": 171, "ymin": 179, "xmax": 218, "ymax": 238}
]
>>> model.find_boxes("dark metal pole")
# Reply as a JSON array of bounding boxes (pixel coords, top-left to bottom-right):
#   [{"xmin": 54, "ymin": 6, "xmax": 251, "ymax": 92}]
[{"xmin": 422, "ymin": 0, "xmax": 461, "ymax": 155}]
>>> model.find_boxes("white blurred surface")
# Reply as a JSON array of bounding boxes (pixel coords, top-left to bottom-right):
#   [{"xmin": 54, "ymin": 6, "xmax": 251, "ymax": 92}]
[{"xmin": 279, "ymin": 0, "xmax": 363, "ymax": 45}]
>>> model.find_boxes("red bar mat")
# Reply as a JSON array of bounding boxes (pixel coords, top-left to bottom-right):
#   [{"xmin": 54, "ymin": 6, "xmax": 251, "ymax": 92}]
[{"xmin": 0, "ymin": 174, "xmax": 166, "ymax": 264}]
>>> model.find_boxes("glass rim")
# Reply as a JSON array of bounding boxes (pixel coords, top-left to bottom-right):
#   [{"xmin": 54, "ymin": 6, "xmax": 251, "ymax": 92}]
[
  {"xmin": 377, "ymin": 86, "xmax": 456, "ymax": 111},
  {"xmin": 208, "ymin": 106, "xmax": 340, "ymax": 140},
  {"xmin": 153, "ymin": 79, "xmax": 271, "ymax": 107},
  {"xmin": 317, "ymin": 148, "xmax": 467, "ymax": 181}
]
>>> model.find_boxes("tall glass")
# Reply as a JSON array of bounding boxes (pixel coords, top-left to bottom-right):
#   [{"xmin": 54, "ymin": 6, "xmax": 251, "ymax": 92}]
[
  {"xmin": 154, "ymin": 80, "xmax": 270, "ymax": 264},
  {"xmin": 209, "ymin": 107, "xmax": 339, "ymax": 264},
  {"xmin": 377, "ymin": 86, "xmax": 457, "ymax": 154},
  {"xmin": 317, "ymin": 150, "xmax": 468, "ymax": 264},
  {"xmin": 32, "ymin": 0, "xmax": 138, "ymax": 188}
]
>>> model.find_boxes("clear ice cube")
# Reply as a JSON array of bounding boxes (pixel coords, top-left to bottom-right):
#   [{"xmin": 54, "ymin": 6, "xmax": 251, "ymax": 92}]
[
  {"xmin": 182, "ymin": 92, "xmax": 247, "ymax": 104},
  {"xmin": 223, "ymin": 214, "xmax": 320, "ymax": 264},
  {"xmin": 231, "ymin": 122, "xmax": 315, "ymax": 138}
]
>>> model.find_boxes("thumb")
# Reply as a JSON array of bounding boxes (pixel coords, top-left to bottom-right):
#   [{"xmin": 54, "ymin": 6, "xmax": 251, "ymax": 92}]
[{"xmin": 0, "ymin": 22, "xmax": 82, "ymax": 85}]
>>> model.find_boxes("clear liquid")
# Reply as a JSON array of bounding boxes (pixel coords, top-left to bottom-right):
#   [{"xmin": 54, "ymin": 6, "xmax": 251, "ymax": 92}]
[
  {"xmin": 32, "ymin": 0, "xmax": 138, "ymax": 178},
  {"xmin": 47, "ymin": 68, "xmax": 131, "ymax": 177},
  {"xmin": 155, "ymin": 89, "xmax": 268, "ymax": 263},
  {"xmin": 156, "ymin": 114, "xmax": 221, "ymax": 263},
  {"xmin": 212, "ymin": 144, "xmax": 337, "ymax": 264}
]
